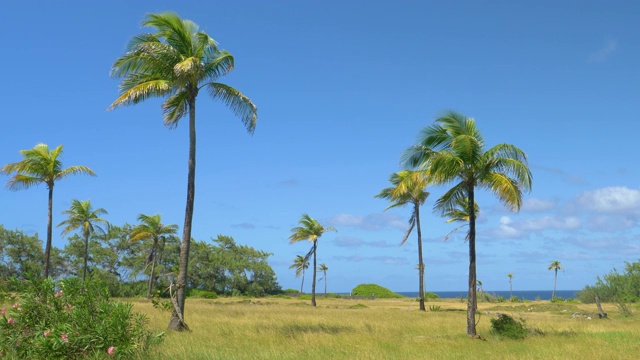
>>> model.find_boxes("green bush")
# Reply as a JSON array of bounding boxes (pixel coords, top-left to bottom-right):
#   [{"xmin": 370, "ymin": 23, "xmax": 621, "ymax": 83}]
[
  {"xmin": 429, "ymin": 305, "xmax": 441, "ymax": 312},
  {"xmin": 351, "ymin": 284, "xmax": 403, "ymax": 299},
  {"xmin": 188, "ymin": 289, "xmax": 218, "ymax": 299},
  {"xmin": 0, "ymin": 276, "xmax": 160, "ymax": 359},
  {"xmin": 550, "ymin": 296, "xmax": 564, "ymax": 303},
  {"xmin": 348, "ymin": 304, "xmax": 368, "ymax": 309},
  {"xmin": 509, "ymin": 296, "xmax": 521, "ymax": 303},
  {"xmin": 424, "ymin": 292, "xmax": 439, "ymax": 300},
  {"xmin": 283, "ymin": 289, "xmax": 299, "ymax": 294},
  {"xmin": 490, "ymin": 314, "xmax": 527, "ymax": 339}
]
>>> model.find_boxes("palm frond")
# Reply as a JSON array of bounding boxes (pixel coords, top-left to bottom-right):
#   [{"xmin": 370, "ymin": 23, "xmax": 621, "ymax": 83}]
[
  {"xmin": 162, "ymin": 90, "xmax": 189, "ymax": 127},
  {"xmin": 206, "ymin": 82, "xmax": 257, "ymax": 134}
]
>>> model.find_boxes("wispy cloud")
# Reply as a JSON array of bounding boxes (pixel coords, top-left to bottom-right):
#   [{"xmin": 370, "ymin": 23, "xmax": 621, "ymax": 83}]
[
  {"xmin": 231, "ymin": 222, "xmax": 256, "ymax": 229},
  {"xmin": 588, "ymin": 40, "xmax": 617, "ymax": 63},
  {"xmin": 332, "ymin": 255, "xmax": 409, "ymax": 265},
  {"xmin": 333, "ymin": 236, "xmax": 397, "ymax": 248},
  {"xmin": 326, "ymin": 213, "xmax": 406, "ymax": 231},
  {"xmin": 574, "ymin": 186, "xmax": 640, "ymax": 214},
  {"xmin": 522, "ymin": 198, "xmax": 556, "ymax": 213}
]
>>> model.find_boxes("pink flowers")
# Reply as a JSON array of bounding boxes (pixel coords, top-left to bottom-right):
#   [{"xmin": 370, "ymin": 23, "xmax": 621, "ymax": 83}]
[
  {"xmin": 107, "ymin": 346, "xmax": 115, "ymax": 355},
  {"xmin": 12, "ymin": 303, "xmax": 18, "ymax": 308},
  {"xmin": 55, "ymin": 290, "xmax": 63, "ymax": 298},
  {"xmin": 44, "ymin": 330, "xmax": 51, "ymax": 337},
  {"xmin": 7, "ymin": 318, "xmax": 14, "ymax": 324},
  {"xmin": 61, "ymin": 333, "xmax": 69, "ymax": 343},
  {"xmin": 1, "ymin": 308, "xmax": 5, "ymax": 315}
]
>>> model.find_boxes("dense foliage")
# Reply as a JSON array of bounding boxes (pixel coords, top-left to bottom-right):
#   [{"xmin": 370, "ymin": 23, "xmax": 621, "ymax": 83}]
[
  {"xmin": 490, "ymin": 314, "xmax": 527, "ymax": 339},
  {"xmin": 0, "ymin": 277, "xmax": 159, "ymax": 359},
  {"xmin": 351, "ymin": 284, "xmax": 403, "ymax": 298},
  {"xmin": 578, "ymin": 259, "xmax": 640, "ymax": 303},
  {"xmin": 0, "ymin": 226, "xmax": 280, "ymax": 298}
]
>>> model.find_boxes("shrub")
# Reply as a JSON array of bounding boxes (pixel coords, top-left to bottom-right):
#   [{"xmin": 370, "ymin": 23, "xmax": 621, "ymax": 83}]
[
  {"xmin": 424, "ymin": 292, "xmax": 440, "ymax": 300},
  {"xmin": 550, "ymin": 296, "xmax": 564, "ymax": 303},
  {"xmin": 351, "ymin": 284, "xmax": 403, "ymax": 299},
  {"xmin": 0, "ymin": 276, "xmax": 161, "ymax": 359},
  {"xmin": 188, "ymin": 289, "xmax": 218, "ymax": 299},
  {"xmin": 283, "ymin": 289, "xmax": 300, "ymax": 294},
  {"xmin": 429, "ymin": 305, "xmax": 441, "ymax": 312},
  {"xmin": 490, "ymin": 314, "xmax": 527, "ymax": 340},
  {"xmin": 509, "ymin": 296, "xmax": 521, "ymax": 303},
  {"xmin": 348, "ymin": 304, "xmax": 368, "ymax": 309}
]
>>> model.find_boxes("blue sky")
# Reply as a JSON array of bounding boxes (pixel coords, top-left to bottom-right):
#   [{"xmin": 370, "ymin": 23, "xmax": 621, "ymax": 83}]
[{"xmin": 2, "ymin": 1, "xmax": 639, "ymax": 293}]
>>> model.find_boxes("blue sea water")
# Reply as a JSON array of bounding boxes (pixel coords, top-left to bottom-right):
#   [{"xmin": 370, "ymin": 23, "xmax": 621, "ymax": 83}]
[{"xmin": 397, "ymin": 290, "xmax": 579, "ymax": 301}]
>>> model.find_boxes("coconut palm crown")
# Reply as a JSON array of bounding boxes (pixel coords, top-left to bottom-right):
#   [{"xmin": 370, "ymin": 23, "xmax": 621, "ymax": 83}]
[{"xmin": 402, "ymin": 111, "xmax": 532, "ymax": 337}]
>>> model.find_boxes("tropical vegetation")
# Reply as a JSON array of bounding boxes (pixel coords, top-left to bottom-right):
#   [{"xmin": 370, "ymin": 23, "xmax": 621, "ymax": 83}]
[
  {"xmin": 548, "ymin": 260, "xmax": 563, "ymax": 300},
  {"xmin": 109, "ymin": 11, "xmax": 258, "ymax": 331},
  {"xmin": 289, "ymin": 255, "xmax": 309, "ymax": 293}
]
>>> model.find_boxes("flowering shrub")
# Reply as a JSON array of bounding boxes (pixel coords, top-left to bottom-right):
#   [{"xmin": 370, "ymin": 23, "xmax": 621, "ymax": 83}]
[{"xmin": 0, "ymin": 277, "xmax": 161, "ymax": 359}]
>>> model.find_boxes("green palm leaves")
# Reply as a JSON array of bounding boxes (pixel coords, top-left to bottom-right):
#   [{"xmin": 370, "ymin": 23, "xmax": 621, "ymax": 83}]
[
  {"xmin": 2, "ymin": 143, "xmax": 95, "ymax": 278},
  {"xmin": 403, "ymin": 111, "xmax": 532, "ymax": 336},
  {"xmin": 58, "ymin": 199, "xmax": 108, "ymax": 281},
  {"xmin": 548, "ymin": 260, "xmax": 563, "ymax": 299},
  {"xmin": 289, "ymin": 255, "xmax": 309, "ymax": 293},
  {"xmin": 289, "ymin": 214, "xmax": 336, "ymax": 306}
]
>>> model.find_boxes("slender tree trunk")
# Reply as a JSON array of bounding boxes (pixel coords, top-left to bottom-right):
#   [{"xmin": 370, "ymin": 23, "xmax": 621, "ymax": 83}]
[
  {"xmin": 147, "ymin": 248, "xmax": 156, "ymax": 299},
  {"xmin": 43, "ymin": 185, "xmax": 54, "ymax": 278},
  {"xmin": 311, "ymin": 241, "xmax": 317, "ymax": 307},
  {"xmin": 82, "ymin": 233, "xmax": 89, "ymax": 281},
  {"xmin": 169, "ymin": 92, "xmax": 197, "ymax": 331},
  {"xmin": 300, "ymin": 270, "xmax": 305, "ymax": 293},
  {"xmin": 509, "ymin": 279, "xmax": 513, "ymax": 299},
  {"xmin": 467, "ymin": 184, "xmax": 477, "ymax": 337},
  {"xmin": 552, "ymin": 269, "xmax": 558, "ymax": 299},
  {"xmin": 324, "ymin": 271, "xmax": 327, "ymax": 295},
  {"xmin": 416, "ymin": 204, "xmax": 425, "ymax": 311}
]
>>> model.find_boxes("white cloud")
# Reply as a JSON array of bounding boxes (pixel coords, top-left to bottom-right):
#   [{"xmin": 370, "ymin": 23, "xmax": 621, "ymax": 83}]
[
  {"xmin": 522, "ymin": 198, "xmax": 555, "ymax": 212},
  {"xmin": 519, "ymin": 216, "xmax": 581, "ymax": 231},
  {"xmin": 327, "ymin": 213, "xmax": 406, "ymax": 231},
  {"xmin": 332, "ymin": 255, "xmax": 409, "ymax": 265},
  {"xmin": 588, "ymin": 40, "xmax": 617, "ymax": 63},
  {"xmin": 575, "ymin": 186, "xmax": 640, "ymax": 214},
  {"xmin": 334, "ymin": 236, "xmax": 365, "ymax": 247}
]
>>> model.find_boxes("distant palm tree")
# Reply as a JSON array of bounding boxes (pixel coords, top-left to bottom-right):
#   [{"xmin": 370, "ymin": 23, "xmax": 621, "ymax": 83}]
[
  {"xmin": 507, "ymin": 273, "xmax": 514, "ymax": 299},
  {"xmin": 403, "ymin": 111, "xmax": 532, "ymax": 336},
  {"xmin": 289, "ymin": 255, "xmax": 309, "ymax": 293},
  {"xmin": 548, "ymin": 260, "xmax": 563, "ymax": 299},
  {"xmin": 318, "ymin": 263, "xmax": 329, "ymax": 295},
  {"xmin": 58, "ymin": 199, "xmax": 108, "ymax": 281},
  {"xmin": 289, "ymin": 214, "xmax": 336, "ymax": 306},
  {"xmin": 130, "ymin": 214, "xmax": 179, "ymax": 298},
  {"xmin": 2, "ymin": 144, "xmax": 95, "ymax": 277},
  {"xmin": 110, "ymin": 12, "xmax": 258, "ymax": 331},
  {"xmin": 375, "ymin": 170, "xmax": 429, "ymax": 311}
]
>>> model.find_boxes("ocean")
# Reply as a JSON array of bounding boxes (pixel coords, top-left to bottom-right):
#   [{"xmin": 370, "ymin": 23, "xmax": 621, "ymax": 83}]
[{"xmin": 397, "ymin": 290, "xmax": 579, "ymax": 301}]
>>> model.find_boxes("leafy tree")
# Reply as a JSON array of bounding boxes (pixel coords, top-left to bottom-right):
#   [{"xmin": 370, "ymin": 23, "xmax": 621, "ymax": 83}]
[
  {"xmin": 548, "ymin": 260, "xmax": 563, "ymax": 299},
  {"xmin": 1, "ymin": 144, "xmax": 95, "ymax": 277},
  {"xmin": 289, "ymin": 214, "xmax": 336, "ymax": 306},
  {"xmin": 58, "ymin": 199, "xmax": 108, "ymax": 281},
  {"xmin": 289, "ymin": 255, "xmax": 309, "ymax": 293},
  {"xmin": 578, "ymin": 259, "xmax": 640, "ymax": 303},
  {"xmin": 507, "ymin": 273, "xmax": 514, "ymax": 299},
  {"xmin": 403, "ymin": 111, "xmax": 532, "ymax": 336},
  {"xmin": 110, "ymin": 12, "xmax": 258, "ymax": 331},
  {"xmin": 376, "ymin": 170, "xmax": 429, "ymax": 311},
  {"xmin": 318, "ymin": 263, "xmax": 329, "ymax": 295},
  {"xmin": 130, "ymin": 214, "xmax": 178, "ymax": 298}
]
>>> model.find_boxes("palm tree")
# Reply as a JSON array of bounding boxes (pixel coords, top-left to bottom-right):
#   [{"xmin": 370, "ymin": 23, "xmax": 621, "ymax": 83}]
[
  {"xmin": 289, "ymin": 214, "xmax": 336, "ymax": 306},
  {"xmin": 507, "ymin": 273, "xmax": 514, "ymax": 299},
  {"xmin": 58, "ymin": 199, "xmax": 108, "ymax": 281},
  {"xmin": 2, "ymin": 144, "xmax": 96, "ymax": 278},
  {"xmin": 130, "ymin": 214, "xmax": 179, "ymax": 298},
  {"xmin": 109, "ymin": 12, "xmax": 258, "ymax": 331},
  {"xmin": 318, "ymin": 263, "xmax": 329, "ymax": 296},
  {"xmin": 289, "ymin": 255, "xmax": 309, "ymax": 293},
  {"xmin": 375, "ymin": 170, "xmax": 429, "ymax": 311},
  {"xmin": 403, "ymin": 111, "xmax": 532, "ymax": 337},
  {"xmin": 548, "ymin": 260, "xmax": 563, "ymax": 299}
]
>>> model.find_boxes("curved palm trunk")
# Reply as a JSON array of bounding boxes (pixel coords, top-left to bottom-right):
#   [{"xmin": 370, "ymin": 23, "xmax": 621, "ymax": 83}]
[
  {"xmin": 416, "ymin": 204, "xmax": 425, "ymax": 311},
  {"xmin": 552, "ymin": 269, "xmax": 558, "ymax": 299},
  {"xmin": 324, "ymin": 271, "xmax": 327, "ymax": 295},
  {"xmin": 169, "ymin": 92, "xmax": 197, "ymax": 331},
  {"xmin": 43, "ymin": 185, "xmax": 54, "ymax": 278},
  {"xmin": 300, "ymin": 269, "xmax": 305, "ymax": 293},
  {"xmin": 147, "ymin": 253, "xmax": 157, "ymax": 299},
  {"xmin": 311, "ymin": 241, "xmax": 317, "ymax": 307},
  {"xmin": 509, "ymin": 279, "xmax": 513, "ymax": 299},
  {"xmin": 82, "ymin": 232, "xmax": 89, "ymax": 281},
  {"xmin": 467, "ymin": 185, "xmax": 477, "ymax": 337}
]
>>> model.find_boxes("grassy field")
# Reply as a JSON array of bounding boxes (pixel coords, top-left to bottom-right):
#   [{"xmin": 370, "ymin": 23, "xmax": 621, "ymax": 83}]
[{"xmin": 130, "ymin": 296, "xmax": 640, "ymax": 360}]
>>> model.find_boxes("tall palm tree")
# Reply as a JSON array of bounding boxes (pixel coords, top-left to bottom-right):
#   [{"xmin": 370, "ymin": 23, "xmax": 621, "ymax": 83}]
[
  {"xmin": 130, "ymin": 214, "xmax": 179, "ymax": 298},
  {"xmin": 403, "ymin": 111, "xmax": 532, "ymax": 337},
  {"xmin": 375, "ymin": 170, "xmax": 429, "ymax": 311},
  {"xmin": 289, "ymin": 255, "xmax": 309, "ymax": 293},
  {"xmin": 548, "ymin": 260, "xmax": 563, "ymax": 299},
  {"xmin": 318, "ymin": 263, "xmax": 329, "ymax": 295},
  {"xmin": 58, "ymin": 199, "xmax": 108, "ymax": 281},
  {"xmin": 289, "ymin": 214, "xmax": 336, "ymax": 306},
  {"xmin": 507, "ymin": 273, "xmax": 514, "ymax": 299},
  {"xmin": 2, "ymin": 144, "xmax": 96, "ymax": 278},
  {"xmin": 109, "ymin": 12, "xmax": 258, "ymax": 331}
]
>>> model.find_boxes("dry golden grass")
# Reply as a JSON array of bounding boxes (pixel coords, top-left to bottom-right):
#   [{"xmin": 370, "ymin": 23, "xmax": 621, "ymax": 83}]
[{"xmin": 128, "ymin": 297, "xmax": 640, "ymax": 360}]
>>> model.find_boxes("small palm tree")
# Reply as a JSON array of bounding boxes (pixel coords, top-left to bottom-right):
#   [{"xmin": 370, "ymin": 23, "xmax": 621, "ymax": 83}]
[
  {"xmin": 58, "ymin": 199, "xmax": 108, "ymax": 281},
  {"xmin": 110, "ymin": 12, "xmax": 258, "ymax": 331},
  {"xmin": 318, "ymin": 263, "xmax": 329, "ymax": 295},
  {"xmin": 507, "ymin": 273, "xmax": 514, "ymax": 299},
  {"xmin": 403, "ymin": 111, "xmax": 532, "ymax": 336},
  {"xmin": 289, "ymin": 255, "xmax": 309, "ymax": 293},
  {"xmin": 289, "ymin": 214, "xmax": 336, "ymax": 306},
  {"xmin": 548, "ymin": 260, "xmax": 563, "ymax": 299},
  {"xmin": 376, "ymin": 170, "xmax": 429, "ymax": 311},
  {"xmin": 130, "ymin": 214, "xmax": 179, "ymax": 298},
  {"xmin": 2, "ymin": 144, "xmax": 95, "ymax": 277}
]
